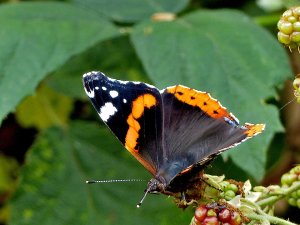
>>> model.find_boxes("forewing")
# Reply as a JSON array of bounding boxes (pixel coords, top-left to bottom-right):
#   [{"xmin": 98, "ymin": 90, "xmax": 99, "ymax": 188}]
[{"xmin": 83, "ymin": 71, "xmax": 164, "ymax": 175}]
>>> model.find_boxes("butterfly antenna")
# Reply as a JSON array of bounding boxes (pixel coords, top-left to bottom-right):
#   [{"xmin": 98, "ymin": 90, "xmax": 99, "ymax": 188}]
[
  {"xmin": 136, "ymin": 187, "xmax": 151, "ymax": 208},
  {"xmin": 279, "ymin": 97, "xmax": 296, "ymax": 111},
  {"xmin": 86, "ymin": 179, "xmax": 145, "ymax": 184}
]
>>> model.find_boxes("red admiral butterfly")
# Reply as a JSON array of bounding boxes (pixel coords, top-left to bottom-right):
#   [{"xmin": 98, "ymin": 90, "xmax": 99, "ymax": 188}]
[{"xmin": 83, "ymin": 71, "xmax": 265, "ymax": 206}]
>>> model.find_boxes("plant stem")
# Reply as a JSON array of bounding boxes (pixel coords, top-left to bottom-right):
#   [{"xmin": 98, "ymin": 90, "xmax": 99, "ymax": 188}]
[
  {"xmin": 246, "ymin": 213, "xmax": 297, "ymax": 225},
  {"xmin": 241, "ymin": 193, "xmax": 298, "ymax": 225},
  {"xmin": 256, "ymin": 181, "xmax": 300, "ymax": 207}
]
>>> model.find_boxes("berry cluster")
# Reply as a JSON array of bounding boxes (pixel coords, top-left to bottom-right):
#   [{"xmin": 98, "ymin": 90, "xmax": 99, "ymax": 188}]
[
  {"xmin": 277, "ymin": 7, "xmax": 300, "ymax": 48},
  {"xmin": 293, "ymin": 75, "xmax": 300, "ymax": 103},
  {"xmin": 219, "ymin": 181, "xmax": 239, "ymax": 201},
  {"xmin": 191, "ymin": 204, "xmax": 243, "ymax": 225},
  {"xmin": 281, "ymin": 166, "xmax": 300, "ymax": 208}
]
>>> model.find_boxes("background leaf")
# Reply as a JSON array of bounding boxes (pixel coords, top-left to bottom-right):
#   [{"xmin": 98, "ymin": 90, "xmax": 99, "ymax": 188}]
[
  {"xmin": 72, "ymin": 0, "xmax": 189, "ymax": 23},
  {"xmin": 130, "ymin": 9, "xmax": 291, "ymax": 181},
  {"xmin": 46, "ymin": 36, "xmax": 146, "ymax": 99},
  {"xmin": 0, "ymin": 2, "xmax": 119, "ymax": 124},
  {"xmin": 9, "ymin": 121, "xmax": 191, "ymax": 225},
  {"xmin": 15, "ymin": 84, "xmax": 73, "ymax": 130}
]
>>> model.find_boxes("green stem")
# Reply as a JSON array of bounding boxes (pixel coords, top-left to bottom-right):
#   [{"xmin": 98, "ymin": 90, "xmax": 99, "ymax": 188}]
[
  {"xmin": 246, "ymin": 213, "xmax": 297, "ymax": 225},
  {"xmin": 241, "ymin": 196, "xmax": 298, "ymax": 225},
  {"xmin": 256, "ymin": 181, "xmax": 300, "ymax": 207}
]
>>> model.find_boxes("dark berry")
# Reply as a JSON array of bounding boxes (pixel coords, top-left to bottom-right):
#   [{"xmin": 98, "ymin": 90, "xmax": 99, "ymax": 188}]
[
  {"xmin": 230, "ymin": 211, "xmax": 242, "ymax": 225},
  {"xmin": 218, "ymin": 209, "xmax": 231, "ymax": 222},
  {"xmin": 202, "ymin": 216, "xmax": 219, "ymax": 225},
  {"xmin": 194, "ymin": 205, "xmax": 208, "ymax": 222}
]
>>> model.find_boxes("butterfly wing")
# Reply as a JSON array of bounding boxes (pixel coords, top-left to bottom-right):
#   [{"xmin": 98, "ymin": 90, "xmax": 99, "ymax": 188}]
[
  {"xmin": 83, "ymin": 72, "xmax": 164, "ymax": 175},
  {"xmin": 158, "ymin": 85, "xmax": 265, "ymax": 184}
]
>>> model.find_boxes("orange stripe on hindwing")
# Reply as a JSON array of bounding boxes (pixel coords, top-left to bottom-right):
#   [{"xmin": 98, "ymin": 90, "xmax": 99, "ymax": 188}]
[
  {"xmin": 125, "ymin": 94, "xmax": 157, "ymax": 152},
  {"xmin": 167, "ymin": 85, "xmax": 236, "ymax": 121}
]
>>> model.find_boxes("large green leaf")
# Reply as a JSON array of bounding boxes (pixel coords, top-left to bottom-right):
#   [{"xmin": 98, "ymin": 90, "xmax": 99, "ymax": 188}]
[
  {"xmin": 131, "ymin": 9, "xmax": 291, "ymax": 181},
  {"xmin": 0, "ymin": 2, "xmax": 119, "ymax": 124},
  {"xmin": 9, "ymin": 121, "xmax": 191, "ymax": 225},
  {"xmin": 46, "ymin": 36, "xmax": 147, "ymax": 99},
  {"xmin": 72, "ymin": 0, "xmax": 189, "ymax": 23}
]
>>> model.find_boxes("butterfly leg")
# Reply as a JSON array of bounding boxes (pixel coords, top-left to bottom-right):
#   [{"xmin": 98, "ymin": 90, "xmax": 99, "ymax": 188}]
[{"xmin": 181, "ymin": 192, "xmax": 186, "ymax": 202}]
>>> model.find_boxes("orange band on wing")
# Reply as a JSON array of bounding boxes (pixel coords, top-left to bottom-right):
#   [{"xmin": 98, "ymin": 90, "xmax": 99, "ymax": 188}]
[
  {"xmin": 167, "ymin": 85, "xmax": 236, "ymax": 121},
  {"xmin": 124, "ymin": 94, "xmax": 157, "ymax": 174},
  {"xmin": 244, "ymin": 123, "xmax": 265, "ymax": 137}
]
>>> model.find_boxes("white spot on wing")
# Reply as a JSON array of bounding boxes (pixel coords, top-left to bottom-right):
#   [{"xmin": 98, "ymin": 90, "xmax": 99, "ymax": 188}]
[
  {"xmin": 102, "ymin": 86, "xmax": 107, "ymax": 91},
  {"xmin": 99, "ymin": 102, "xmax": 117, "ymax": 122},
  {"xmin": 123, "ymin": 99, "xmax": 127, "ymax": 103},
  {"xmin": 95, "ymin": 86, "xmax": 99, "ymax": 90},
  {"xmin": 118, "ymin": 80, "xmax": 129, "ymax": 84},
  {"xmin": 109, "ymin": 90, "xmax": 119, "ymax": 98},
  {"xmin": 84, "ymin": 88, "xmax": 95, "ymax": 98}
]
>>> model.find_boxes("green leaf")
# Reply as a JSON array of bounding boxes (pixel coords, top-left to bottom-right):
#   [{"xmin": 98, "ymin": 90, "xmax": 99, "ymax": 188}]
[
  {"xmin": 9, "ymin": 121, "xmax": 191, "ymax": 225},
  {"xmin": 15, "ymin": 84, "xmax": 73, "ymax": 130},
  {"xmin": 72, "ymin": 0, "xmax": 189, "ymax": 23},
  {"xmin": 0, "ymin": 154, "xmax": 19, "ymax": 224},
  {"xmin": 47, "ymin": 36, "xmax": 147, "ymax": 99},
  {"xmin": 130, "ymin": 9, "xmax": 292, "ymax": 181},
  {"xmin": 0, "ymin": 2, "xmax": 119, "ymax": 124},
  {"xmin": 0, "ymin": 154, "xmax": 18, "ymax": 194}
]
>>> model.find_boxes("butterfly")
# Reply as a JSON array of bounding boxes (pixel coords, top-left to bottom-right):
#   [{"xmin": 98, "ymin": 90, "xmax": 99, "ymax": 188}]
[{"xmin": 82, "ymin": 71, "xmax": 265, "ymax": 207}]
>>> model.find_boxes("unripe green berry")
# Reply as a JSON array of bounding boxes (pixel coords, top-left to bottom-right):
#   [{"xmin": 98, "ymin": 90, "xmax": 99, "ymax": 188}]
[
  {"xmin": 288, "ymin": 16, "xmax": 297, "ymax": 23},
  {"xmin": 220, "ymin": 181, "xmax": 230, "ymax": 189},
  {"xmin": 291, "ymin": 191, "xmax": 298, "ymax": 199},
  {"xmin": 288, "ymin": 197, "xmax": 297, "ymax": 207},
  {"xmin": 224, "ymin": 190, "xmax": 236, "ymax": 200},
  {"xmin": 279, "ymin": 21, "xmax": 293, "ymax": 34},
  {"xmin": 294, "ymin": 22, "xmax": 300, "ymax": 31},
  {"xmin": 293, "ymin": 78, "xmax": 300, "ymax": 91},
  {"xmin": 278, "ymin": 32, "xmax": 291, "ymax": 45},
  {"xmin": 297, "ymin": 198, "xmax": 300, "ymax": 208},
  {"xmin": 291, "ymin": 165, "xmax": 300, "ymax": 173},
  {"xmin": 207, "ymin": 209, "xmax": 217, "ymax": 217},
  {"xmin": 283, "ymin": 9, "xmax": 293, "ymax": 18},
  {"xmin": 281, "ymin": 173, "xmax": 298, "ymax": 186},
  {"xmin": 294, "ymin": 7, "xmax": 300, "ymax": 16},
  {"xmin": 227, "ymin": 183, "xmax": 238, "ymax": 193},
  {"xmin": 291, "ymin": 32, "xmax": 300, "ymax": 42}
]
